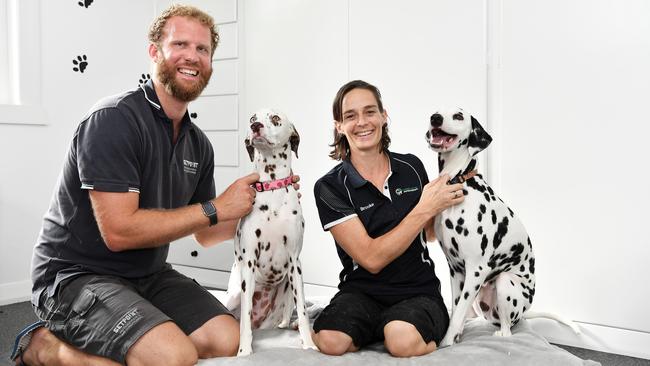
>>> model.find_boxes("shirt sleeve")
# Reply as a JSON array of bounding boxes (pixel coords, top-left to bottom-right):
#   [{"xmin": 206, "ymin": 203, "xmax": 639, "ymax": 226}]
[
  {"xmin": 413, "ymin": 154, "xmax": 430, "ymax": 184},
  {"xmin": 313, "ymin": 179, "xmax": 357, "ymax": 231},
  {"xmin": 76, "ymin": 108, "xmax": 142, "ymax": 193}
]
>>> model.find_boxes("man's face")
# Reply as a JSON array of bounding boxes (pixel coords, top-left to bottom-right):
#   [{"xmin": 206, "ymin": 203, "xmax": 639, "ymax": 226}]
[{"xmin": 155, "ymin": 16, "xmax": 213, "ymax": 102}]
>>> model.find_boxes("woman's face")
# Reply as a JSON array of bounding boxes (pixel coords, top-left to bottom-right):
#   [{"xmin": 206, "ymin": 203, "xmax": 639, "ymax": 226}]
[{"xmin": 336, "ymin": 88, "xmax": 387, "ymax": 155}]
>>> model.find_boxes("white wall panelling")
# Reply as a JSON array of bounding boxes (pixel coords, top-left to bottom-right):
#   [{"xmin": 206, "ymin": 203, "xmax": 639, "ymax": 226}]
[
  {"xmin": 214, "ymin": 22, "xmax": 238, "ymax": 60},
  {"xmin": 203, "ymin": 59, "xmax": 238, "ymax": 96},
  {"xmin": 189, "ymin": 95, "xmax": 238, "ymax": 131},
  {"xmin": 207, "ymin": 131, "xmax": 239, "ymax": 167},
  {"xmin": 167, "ymin": 237, "xmax": 234, "ymax": 272}
]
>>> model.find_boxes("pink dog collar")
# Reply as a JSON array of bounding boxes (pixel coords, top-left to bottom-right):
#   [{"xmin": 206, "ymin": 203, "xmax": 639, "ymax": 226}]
[{"xmin": 253, "ymin": 175, "xmax": 294, "ymax": 192}]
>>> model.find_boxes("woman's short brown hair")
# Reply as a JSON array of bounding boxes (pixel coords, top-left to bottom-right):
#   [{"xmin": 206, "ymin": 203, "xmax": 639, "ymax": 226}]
[
  {"xmin": 329, "ymin": 80, "xmax": 391, "ymax": 160},
  {"xmin": 148, "ymin": 4, "xmax": 220, "ymax": 56}
]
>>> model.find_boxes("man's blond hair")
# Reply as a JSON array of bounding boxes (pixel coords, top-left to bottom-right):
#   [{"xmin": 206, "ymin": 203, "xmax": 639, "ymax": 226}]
[{"xmin": 148, "ymin": 4, "xmax": 219, "ymax": 55}]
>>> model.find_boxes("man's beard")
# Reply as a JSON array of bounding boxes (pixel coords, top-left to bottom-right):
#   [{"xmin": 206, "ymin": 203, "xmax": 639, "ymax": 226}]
[{"xmin": 156, "ymin": 56, "xmax": 212, "ymax": 102}]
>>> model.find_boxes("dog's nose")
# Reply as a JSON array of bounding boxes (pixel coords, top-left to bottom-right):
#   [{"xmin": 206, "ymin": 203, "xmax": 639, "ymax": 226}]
[
  {"xmin": 250, "ymin": 122, "xmax": 263, "ymax": 133},
  {"xmin": 430, "ymin": 113, "xmax": 443, "ymax": 128}
]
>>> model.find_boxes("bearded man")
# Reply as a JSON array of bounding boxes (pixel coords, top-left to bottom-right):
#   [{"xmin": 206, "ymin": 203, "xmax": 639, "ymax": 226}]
[{"xmin": 11, "ymin": 5, "xmax": 266, "ymax": 366}]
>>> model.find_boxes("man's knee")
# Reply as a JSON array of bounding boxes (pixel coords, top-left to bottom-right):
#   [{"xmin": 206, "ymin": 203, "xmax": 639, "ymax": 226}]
[
  {"xmin": 127, "ymin": 322, "xmax": 198, "ymax": 366},
  {"xmin": 190, "ymin": 314, "xmax": 239, "ymax": 358}
]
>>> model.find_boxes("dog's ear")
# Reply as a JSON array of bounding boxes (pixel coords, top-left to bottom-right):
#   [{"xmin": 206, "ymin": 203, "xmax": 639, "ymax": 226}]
[
  {"xmin": 468, "ymin": 115, "xmax": 492, "ymax": 156},
  {"xmin": 289, "ymin": 125, "xmax": 300, "ymax": 158},
  {"xmin": 244, "ymin": 137, "xmax": 255, "ymax": 162}
]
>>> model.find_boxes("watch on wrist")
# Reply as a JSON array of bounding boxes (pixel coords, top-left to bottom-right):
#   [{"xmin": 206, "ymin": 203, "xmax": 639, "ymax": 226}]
[{"xmin": 201, "ymin": 201, "xmax": 218, "ymax": 226}]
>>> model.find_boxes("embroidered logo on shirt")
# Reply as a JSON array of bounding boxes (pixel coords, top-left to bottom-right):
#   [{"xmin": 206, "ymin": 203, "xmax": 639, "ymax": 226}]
[
  {"xmin": 395, "ymin": 186, "xmax": 419, "ymax": 196},
  {"xmin": 183, "ymin": 159, "xmax": 198, "ymax": 174},
  {"xmin": 359, "ymin": 203, "xmax": 375, "ymax": 211}
]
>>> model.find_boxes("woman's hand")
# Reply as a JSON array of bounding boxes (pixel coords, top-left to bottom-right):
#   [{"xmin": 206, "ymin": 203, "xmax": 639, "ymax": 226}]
[{"xmin": 418, "ymin": 174, "xmax": 465, "ymax": 217}]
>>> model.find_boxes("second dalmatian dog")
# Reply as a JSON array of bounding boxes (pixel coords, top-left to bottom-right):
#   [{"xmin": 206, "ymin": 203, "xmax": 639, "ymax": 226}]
[
  {"xmin": 425, "ymin": 107, "xmax": 578, "ymax": 347},
  {"xmin": 224, "ymin": 108, "xmax": 317, "ymax": 356}
]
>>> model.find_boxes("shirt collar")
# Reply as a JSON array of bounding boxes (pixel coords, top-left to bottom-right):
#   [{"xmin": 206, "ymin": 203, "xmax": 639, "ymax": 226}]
[
  {"xmin": 140, "ymin": 79, "xmax": 194, "ymax": 131},
  {"xmin": 342, "ymin": 150, "xmax": 397, "ymax": 188}
]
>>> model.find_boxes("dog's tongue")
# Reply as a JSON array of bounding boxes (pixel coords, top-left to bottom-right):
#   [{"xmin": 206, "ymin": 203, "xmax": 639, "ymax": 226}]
[
  {"xmin": 431, "ymin": 135, "xmax": 455, "ymax": 147},
  {"xmin": 430, "ymin": 136, "xmax": 448, "ymax": 145}
]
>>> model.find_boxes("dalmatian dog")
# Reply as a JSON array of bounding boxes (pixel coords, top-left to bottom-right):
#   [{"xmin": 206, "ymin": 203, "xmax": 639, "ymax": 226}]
[
  {"xmin": 426, "ymin": 107, "xmax": 579, "ymax": 347},
  {"xmin": 224, "ymin": 108, "xmax": 317, "ymax": 356}
]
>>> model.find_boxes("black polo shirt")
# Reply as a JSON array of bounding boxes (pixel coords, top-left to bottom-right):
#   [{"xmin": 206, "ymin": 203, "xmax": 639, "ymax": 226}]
[
  {"xmin": 31, "ymin": 80, "xmax": 215, "ymax": 306},
  {"xmin": 314, "ymin": 151, "xmax": 444, "ymax": 305}
]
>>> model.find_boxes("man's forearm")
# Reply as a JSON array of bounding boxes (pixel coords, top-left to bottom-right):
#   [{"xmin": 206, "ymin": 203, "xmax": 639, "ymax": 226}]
[{"xmin": 98, "ymin": 203, "xmax": 210, "ymax": 251}]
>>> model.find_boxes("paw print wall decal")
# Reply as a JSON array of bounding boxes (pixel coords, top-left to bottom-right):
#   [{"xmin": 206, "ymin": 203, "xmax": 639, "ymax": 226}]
[
  {"xmin": 138, "ymin": 73, "xmax": 151, "ymax": 86},
  {"xmin": 78, "ymin": 0, "xmax": 94, "ymax": 8},
  {"xmin": 72, "ymin": 55, "xmax": 88, "ymax": 73}
]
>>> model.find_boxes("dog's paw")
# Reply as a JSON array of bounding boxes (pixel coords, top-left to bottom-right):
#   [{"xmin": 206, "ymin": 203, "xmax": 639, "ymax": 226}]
[
  {"xmin": 493, "ymin": 328, "xmax": 512, "ymax": 337},
  {"xmin": 237, "ymin": 348, "xmax": 253, "ymax": 357},
  {"xmin": 277, "ymin": 319, "xmax": 291, "ymax": 328},
  {"xmin": 237, "ymin": 346, "xmax": 252, "ymax": 357},
  {"xmin": 301, "ymin": 339, "xmax": 318, "ymax": 351},
  {"xmin": 439, "ymin": 333, "xmax": 457, "ymax": 348}
]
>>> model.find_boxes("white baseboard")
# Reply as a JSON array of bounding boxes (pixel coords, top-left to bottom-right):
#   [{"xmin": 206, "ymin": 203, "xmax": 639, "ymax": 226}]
[
  {"xmin": 530, "ymin": 318, "xmax": 650, "ymax": 360},
  {"xmin": 0, "ymin": 280, "xmax": 32, "ymax": 306},
  {"xmin": 165, "ymin": 266, "xmax": 650, "ymax": 360}
]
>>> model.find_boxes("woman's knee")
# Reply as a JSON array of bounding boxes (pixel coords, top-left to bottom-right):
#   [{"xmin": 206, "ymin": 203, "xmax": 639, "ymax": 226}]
[
  {"xmin": 313, "ymin": 330, "xmax": 355, "ymax": 356},
  {"xmin": 384, "ymin": 320, "xmax": 434, "ymax": 357}
]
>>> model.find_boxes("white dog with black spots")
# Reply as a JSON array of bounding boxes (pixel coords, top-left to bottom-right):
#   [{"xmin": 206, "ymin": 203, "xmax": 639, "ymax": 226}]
[
  {"xmin": 225, "ymin": 109, "xmax": 317, "ymax": 356},
  {"xmin": 426, "ymin": 107, "xmax": 579, "ymax": 347}
]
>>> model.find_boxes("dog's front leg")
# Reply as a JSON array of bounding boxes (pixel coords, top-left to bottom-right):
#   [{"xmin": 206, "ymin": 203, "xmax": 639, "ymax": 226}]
[
  {"xmin": 289, "ymin": 256, "xmax": 318, "ymax": 351},
  {"xmin": 237, "ymin": 258, "xmax": 256, "ymax": 356},
  {"xmin": 440, "ymin": 267, "xmax": 486, "ymax": 347},
  {"xmin": 277, "ymin": 279, "xmax": 293, "ymax": 328}
]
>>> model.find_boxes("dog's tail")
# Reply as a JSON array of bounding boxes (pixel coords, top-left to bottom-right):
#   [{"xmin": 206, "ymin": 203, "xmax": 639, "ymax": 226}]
[{"xmin": 524, "ymin": 311, "xmax": 581, "ymax": 334}]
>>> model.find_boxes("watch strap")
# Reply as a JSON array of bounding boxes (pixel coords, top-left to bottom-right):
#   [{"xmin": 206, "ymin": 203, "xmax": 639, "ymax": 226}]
[{"xmin": 201, "ymin": 201, "xmax": 218, "ymax": 226}]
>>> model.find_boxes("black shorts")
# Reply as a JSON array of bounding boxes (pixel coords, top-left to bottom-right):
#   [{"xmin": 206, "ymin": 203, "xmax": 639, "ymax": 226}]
[
  {"xmin": 313, "ymin": 291, "xmax": 449, "ymax": 348},
  {"xmin": 34, "ymin": 268, "xmax": 231, "ymax": 364}
]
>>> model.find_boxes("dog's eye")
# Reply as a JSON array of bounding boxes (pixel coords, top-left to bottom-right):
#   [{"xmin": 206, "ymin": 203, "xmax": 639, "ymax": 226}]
[
  {"xmin": 453, "ymin": 113, "xmax": 464, "ymax": 121},
  {"xmin": 272, "ymin": 115, "xmax": 281, "ymax": 122},
  {"xmin": 250, "ymin": 115, "xmax": 257, "ymax": 124}
]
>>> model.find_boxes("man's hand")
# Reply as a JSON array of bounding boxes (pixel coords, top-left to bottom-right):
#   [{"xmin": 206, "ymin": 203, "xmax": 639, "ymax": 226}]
[
  {"xmin": 291, "ymin": 174, "xmax": 302, "ymax": 199},
  {"xmin": 213, "ymin": 172, "xmax": 260, "ymax": 221}
]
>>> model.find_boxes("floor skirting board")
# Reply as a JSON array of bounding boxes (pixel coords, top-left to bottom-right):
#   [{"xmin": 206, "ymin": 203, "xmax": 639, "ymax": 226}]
[
  {"xmin": 530, "ymin": 318, "xmax": 650, "ymax": 360},
  {"xmin": 0, "ymin": 280, "xmax": 31, "ymax": 306}
]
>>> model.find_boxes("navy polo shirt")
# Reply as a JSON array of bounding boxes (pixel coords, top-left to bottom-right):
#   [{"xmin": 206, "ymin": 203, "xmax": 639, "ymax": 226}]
[
  {"xmin": 31, "ymin": 80, "xmax": 215, "ymax": 306},
  {"xmin": 314, "ymin": 151, "xmax": 444, "ymax": 305}
]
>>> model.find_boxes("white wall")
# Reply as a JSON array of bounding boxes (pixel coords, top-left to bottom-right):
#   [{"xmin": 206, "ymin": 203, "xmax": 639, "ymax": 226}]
[
  {"xmin": 1, "ymin": 0, "xmax": 649, "ymax": 360},
  {"xmin": 490, "ymin": 0, "xmax": 650, "ymax": 356}
]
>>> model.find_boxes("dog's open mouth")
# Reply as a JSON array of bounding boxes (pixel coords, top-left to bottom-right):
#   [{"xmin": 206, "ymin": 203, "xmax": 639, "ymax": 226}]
[
  {"xmin": 428, "ymin": 128, "xmax": 457, "ymax": 149},
  {"xmin": 250, "ymin": 133, "xmax": 271, "ymax": 145}
]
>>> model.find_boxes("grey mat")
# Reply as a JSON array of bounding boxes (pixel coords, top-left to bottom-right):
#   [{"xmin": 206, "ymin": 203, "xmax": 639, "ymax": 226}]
[{"xmin": 198, "ymin": 317, "xmax": 600, "ymax": 366}]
